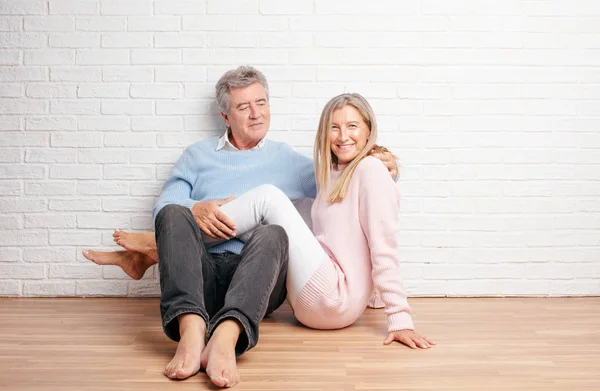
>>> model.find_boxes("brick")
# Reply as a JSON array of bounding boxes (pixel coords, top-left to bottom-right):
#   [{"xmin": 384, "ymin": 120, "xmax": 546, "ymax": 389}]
[
  {"xmin": 0, "ymin": 82, "xmax": 21, "ymax": 97},
  {"xmin": 49, "ymin": 33, "xmax": 100, "ymax": 48},
  {"xmin": 130, "ymin": 149, "xmax": 181, "ymax": 164},
  {"xmin": 101, "ymin": 0, "xmax": 152, "ymax": 15},
  {"xmin": 184, "ymin": 49, "xmax": 288, "ymax": 64},
  {"xmin": 0, "ymin": 0, "xmax": 45, "ymax": 15},
  {"xmin": 258, "ymin": 33, "xmax": 311, "ymax": 48},
  {"xmin": 49, "ymin": 1, "xmax": 98, "ymax": 15},
  {"xmin": 24, "ymin": 16, "xmax": 74, "ymax": 31},
  {"xmin": 156, "ymin": 100, "xmax": 208, "ymax": 115},
  {"xmin": 78, "ymin": 116, "xmax": 130, "ymax": 131},
  {"xmin": 234, "ymin": 16, "xmax": 288, "ymax": 31},
  {"xmin": 25, "ymin": 181, "xmax": 76, "ymax": 195},
  {"xmin": 25, "ymin": 148, "xmax": 77, "ymax": 163},
  {"xmin": 0, "ymin": 281, "xmax": 22, "ymax": 296},
  {"xmin": 183, "ymin": 16, "xmax": 233, "ymax": 31},
  {"xmin": 50, "ymin": 164, "xmax": 102, "ymax": 179},
  {"xmin": 102, "ymin": 66, "xmax": 153, "ymax": 82},
  {"xmin": 101, "ymin": 100, "xmax": 152, "ymax": 115},
  {"xmin": 259, "ymin": 0, "xmax": 312, "ymax": 15},
  {"xmin": 0, "ymin": 181, "xmax": 21, "ymax": 195},
  {"xmin": 25, "ymin": 116, "xmax": 77, "ymax": 130},
  {"xmin": 0, "ymin": 248, "xmax": 21, "ymax": 262},
  {"xmin": 101, "ymin": 32, "xmax": 151, "ymax": 48},
  {"xmin": 157, "ymin": 133, "xmax": 205, "ymax": 147},
  {"xmin": 130, "ymin": 83, "xmax": 183, "ymax": 99},
  {"xmin": 25, "ymin": 213, "xmax": 76, "ymax": 228},
  {"xmin": 24, "ymin": 281, "xmax": 76, "ymax": 296},
  {"xmin": 0, "ymin": 17, "xmax": 21, "ymax": 31},
  {"xmin": 155, "ymin": 33, "xmax": 205, "ymax": 48},
  {"xmin": 79, "ymin": 148, "xmax": 128, "ymax": 164},
  {"xmin": 49, "ymin": 230, "xmax": 101, "ymax": 245},
  {"xmin": 77, "ymin": 213, "xmax": 130, "ymax": 229},
  {"xmin": 23, "ymin": 247, "xmax": 77, "ymax": 263},
  {"xmin": 77, "ymin": 83, "xmax": 129, "ymax": 98},
  {"xmin": 102, "ymin": 197, "xmax": 155, "ymax": 212},
  {"xmin": 206, "ymin": 33, "xmax": 255, "ymax": 48},
  {"xmin": 76, "ymin": 280, "xmax": 128, "ymax": 296},
  {"xmin": 155, "ymin": 66, "xmax": 206, "ymax": 82},
  {"xmin": 51, "ymin": 66, "xmax": 102, "ymax": 82},
  {"xmin": 26, "ymin": 84, "xmax": 77, "ymax": 99},
  {"xmin": 0, "ymin": 99, "xmax": 47, "ymax": 114},
  {"xmin": 76, "ymin": 17, "xmax": 126, "ymax": 31},
  {"xmin": 0, "ymin": 230, "xmax": 48, "ymax": 246},
  {"xmin": 128, "ymin": 16, "xmax": 179, "ymax": 31},
  {"xmin": 77, "ymin": 181, "xmax": 129, "ymax": 195},
  {"xmin": 0, "ymin": 33, "xmax": 45, "ymax": 48},
  {"xmin": 49, "ymin": 264, "xmax": 103, "ymax": 279},
  {"xmin": 49, "ymin": 198, "xmax": 100, "ymax": 211},
  {"xmin": 51, "ymin": 132, "xmax": 102, "ymax": 147},
  {"xmin": 0, "ymin": 214, "xmax": 23, "ymax": 229},
  {"xmin": 103, "ymin": 165, "xmax": 154, "ymax": 180},
  {"xmin": 0, "ymin": 148, "xmax": 22, "ymax": 162},
  {"xmin": 76, "ymin": 49, "xmax": 130, "ymax": 65},
  {"xmin": 130, "ymin": 182, "xmax": 162, "ymax": 196},
  {"xmin": 130, "ymin": 215, "xmax": 153, "ymax": 230},
  {"xmin": 128, "ymin": 280, "xmax": 160, "ymax": 296},
  {"xmin": 50, "ymin": 99, "xmax": 100, "ymax": 115},
  {"xmin": 0, "ymin": 164, "xmax": 45, "ymax": 179},
  {"xmin": 0, "ymin": 67, "xmax": 47, "ymax": 82},
  {"xmin": 155, "ymin": 0, "xmax": 205, "ymax": 14},
  {"xmin": 131, "ymin": 116, "xmax": 182, "ymax": 131},
  {"xmin": 131, "ymin": 49, "xmax": 181, "ymax": 65},
  {"xmin": 0, "ymin": 50, "xmax": 20, "ymax": 65},
  {"xmin": 207, "ymin": 0, "xmax": 257, "ymax": 14}
]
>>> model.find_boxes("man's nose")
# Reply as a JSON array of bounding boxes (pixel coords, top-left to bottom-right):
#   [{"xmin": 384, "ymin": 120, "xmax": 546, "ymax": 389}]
[{"xmin": 249, "ymin": 104, "xmax": 260, "ymax": 118}]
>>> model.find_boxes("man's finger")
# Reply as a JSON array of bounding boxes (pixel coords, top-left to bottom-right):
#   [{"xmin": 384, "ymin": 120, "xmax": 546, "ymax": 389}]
[
  {"xmin": 216, "ymin": 195, "xmax": 235, "ymax": 206},
  {"xmin": 215, "ymin": 210, "xmax": 236, "ymax": 230},
  {"xmin": 213, "ymin": 219, "xmax": 236, "ymax": 238}
]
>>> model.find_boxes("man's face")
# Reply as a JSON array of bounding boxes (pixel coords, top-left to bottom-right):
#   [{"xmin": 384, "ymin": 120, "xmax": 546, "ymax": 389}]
[{"xmin": 221, "ymin": 82, "xmax": 271, "ymax": 150}]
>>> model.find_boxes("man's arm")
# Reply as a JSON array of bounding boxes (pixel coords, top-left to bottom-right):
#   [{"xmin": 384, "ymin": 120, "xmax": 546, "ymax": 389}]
[
  {"xmin": 152, "ymin": 149, "xmax": 197, "ymax": 222},
  {"xmin": 153, "ymin": 148, "xmax": 236, "ymax": 239},
  {"xmin": 369, "ymin": 145, "xmax": 399, "ymax": 181}
]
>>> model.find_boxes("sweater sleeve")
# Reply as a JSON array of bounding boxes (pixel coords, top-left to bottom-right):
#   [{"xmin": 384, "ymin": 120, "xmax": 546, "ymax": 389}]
[
  {"xmin": 357, "ymin": 157, "xmax": 414, "ymax": 332},
  {"xmin": 152, "ymin": 148, "xmax": 197, "ymax": 223},
  {"xmin": 292, "ymin": 150, "xmax": 317, "ymax": 199}
]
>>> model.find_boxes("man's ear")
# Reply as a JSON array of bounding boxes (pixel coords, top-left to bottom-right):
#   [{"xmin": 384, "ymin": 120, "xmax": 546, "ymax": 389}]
[{"xmin": 220, "ymin": 112, "xmax": 229, "ymax": 127}]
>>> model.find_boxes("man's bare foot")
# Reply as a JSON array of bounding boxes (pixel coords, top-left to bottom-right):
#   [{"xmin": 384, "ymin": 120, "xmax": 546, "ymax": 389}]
[
  {"xmin": 165, "ymin": 314, "xmax": 206, "ymax": 380},
  {"xmin": 113, "ymin": 230, "xmax": 158, "ymax": 262},
  {"xmin": 82, "ymin": 249, "xmax": 155, "ymax": 280},
  {"xmin": 200, "ymin": 319, "xmax": 242, "ymax": 388}
]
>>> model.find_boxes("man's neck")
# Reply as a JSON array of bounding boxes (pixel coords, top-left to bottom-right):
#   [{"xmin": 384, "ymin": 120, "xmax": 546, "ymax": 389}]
[{"xmin": 228, "ymin": 130, "xmax": 259, "ymax": 150}]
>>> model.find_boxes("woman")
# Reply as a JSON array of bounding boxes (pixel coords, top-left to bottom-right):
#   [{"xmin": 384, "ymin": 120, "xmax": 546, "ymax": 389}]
[{"xmin": 85, "ymin": 93, "xmax": 434, "ymax": 349}]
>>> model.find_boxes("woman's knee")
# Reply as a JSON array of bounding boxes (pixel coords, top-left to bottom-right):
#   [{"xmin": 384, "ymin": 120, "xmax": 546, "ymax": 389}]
[{"xmin": 251, "ymin": 184, "xmax": 289, "ymax": 203}]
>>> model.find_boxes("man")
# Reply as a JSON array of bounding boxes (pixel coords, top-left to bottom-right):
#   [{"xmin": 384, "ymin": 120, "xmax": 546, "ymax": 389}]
[{"xmin": 84, "ymin": 66, "xmax": 397, "ymax": 388}]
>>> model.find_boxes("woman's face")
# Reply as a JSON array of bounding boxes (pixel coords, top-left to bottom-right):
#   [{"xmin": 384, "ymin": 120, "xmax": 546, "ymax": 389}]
[{"xmin": 329, "ymin": 105, "xmax": 370, "ymax": 165}]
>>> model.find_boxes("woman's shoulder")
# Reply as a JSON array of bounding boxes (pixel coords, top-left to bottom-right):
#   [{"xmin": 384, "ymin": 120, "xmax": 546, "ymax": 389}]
[{"xmin": 354, "ymin": 156, "xmax": 390, "ymax": 177}]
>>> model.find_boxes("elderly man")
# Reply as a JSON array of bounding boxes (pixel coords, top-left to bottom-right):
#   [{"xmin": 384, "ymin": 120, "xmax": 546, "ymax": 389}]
[{"xmin": 84, "ymin": 66, "xmax": 397, "ymax": 388}]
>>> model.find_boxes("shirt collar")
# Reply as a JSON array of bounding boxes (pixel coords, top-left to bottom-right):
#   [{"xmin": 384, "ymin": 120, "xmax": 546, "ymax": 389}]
[{"xmin": 216, "ymin": 130, "xmax": 266, "ymax": 151}]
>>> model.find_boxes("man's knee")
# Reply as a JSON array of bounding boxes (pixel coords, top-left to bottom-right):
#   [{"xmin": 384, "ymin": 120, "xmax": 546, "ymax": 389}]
[
  {"xmin": 255, "ymin": 224, "xmax": 287, "ymax": 243},
  {"xmin": 156, "ymin": 204, "xmax": 190, "ymax": 225}
]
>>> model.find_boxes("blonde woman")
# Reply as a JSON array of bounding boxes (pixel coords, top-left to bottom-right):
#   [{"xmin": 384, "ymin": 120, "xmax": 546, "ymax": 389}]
[{"xmin": 86, "ymin": 93, "xmax": 433, "ymax": 349}]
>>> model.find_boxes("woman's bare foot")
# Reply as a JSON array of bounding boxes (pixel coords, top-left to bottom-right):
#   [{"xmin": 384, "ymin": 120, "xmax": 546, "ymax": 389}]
[
  {"xmin": 113, "ymin": 230, "xmax": 158, "ymax": 262},
  {"xmin": 165, "ymin": 314, "xmax": 207, "ymax": 380},
  {"xmin": 200, "ymin": 320, "xmax": 241, "ymax": 388},
  {"xmin": 82, "ymin": 249, "xmax": 155, "ymax": 280}
]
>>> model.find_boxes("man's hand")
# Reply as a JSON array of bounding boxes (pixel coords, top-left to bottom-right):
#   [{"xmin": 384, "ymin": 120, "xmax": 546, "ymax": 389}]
[
  {"xmin": 384, "ymin": 329, "xmax": 436, "ymax": 349},
  {"xmin": 369, "ymin": 146, "xmax": 398, "ymax": 181},
  {"xmin": 191, "ymin": 197, "xmax": 236, "ymax": 240}
]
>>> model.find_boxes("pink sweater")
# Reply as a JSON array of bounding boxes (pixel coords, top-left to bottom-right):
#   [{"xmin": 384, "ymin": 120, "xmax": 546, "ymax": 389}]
[{"xmin": 294, "ymin": 156, "xmax": 414, "ymax": 332}]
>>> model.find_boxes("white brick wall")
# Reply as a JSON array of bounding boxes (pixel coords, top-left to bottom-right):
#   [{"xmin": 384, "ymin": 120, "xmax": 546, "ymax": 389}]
[{"xmin": 1, "ymin": 0, "xmax": 599, "ymax": 297}]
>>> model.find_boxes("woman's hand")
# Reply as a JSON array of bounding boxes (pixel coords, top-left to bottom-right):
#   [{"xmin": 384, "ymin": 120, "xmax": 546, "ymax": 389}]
[{"xmin": 384, "ymin": 329, "xmax": 436, "ymax": 349}]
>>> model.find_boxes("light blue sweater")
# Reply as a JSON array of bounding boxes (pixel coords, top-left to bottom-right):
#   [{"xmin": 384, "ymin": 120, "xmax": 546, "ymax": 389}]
[{"xmin": 153, "ymin": 137, "xmax": 316, "ymax": 254}]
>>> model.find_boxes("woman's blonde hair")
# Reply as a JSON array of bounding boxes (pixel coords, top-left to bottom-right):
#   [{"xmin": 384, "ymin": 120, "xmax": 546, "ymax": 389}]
[{"xmin": 314, "ymin": 93, "xmax": 381, "ymax": 203}]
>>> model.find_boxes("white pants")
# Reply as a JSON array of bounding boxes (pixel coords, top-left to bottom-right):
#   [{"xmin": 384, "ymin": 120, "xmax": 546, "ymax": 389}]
[{"xmin": 205, "ymin": 184, "xmax": 327, "ymax": 308}]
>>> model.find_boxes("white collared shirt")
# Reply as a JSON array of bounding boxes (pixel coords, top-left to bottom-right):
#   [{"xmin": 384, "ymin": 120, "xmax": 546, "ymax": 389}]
[{"xmin": 216, "ymin": 130, "xmax": 266, "ymax": 151}]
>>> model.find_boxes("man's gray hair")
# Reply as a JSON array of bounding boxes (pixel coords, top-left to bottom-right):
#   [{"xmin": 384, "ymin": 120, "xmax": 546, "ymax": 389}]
[{"xmin": 215, "ymin": 66, "xmax": 269, "ymax": 114}]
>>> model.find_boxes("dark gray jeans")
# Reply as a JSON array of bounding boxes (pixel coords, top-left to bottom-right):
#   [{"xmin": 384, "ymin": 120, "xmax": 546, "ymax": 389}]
[{"xmin": 155, "ymin": 204, "xmax": 289, "ymax": 356}]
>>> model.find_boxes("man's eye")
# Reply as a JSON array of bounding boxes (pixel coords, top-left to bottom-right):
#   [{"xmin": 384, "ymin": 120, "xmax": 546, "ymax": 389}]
[
  {"xmin": 239, "ymin": 106, "xmax": 249, "ymax": 111},
  {"xmin": 258, "ymin": 102, "xmax": 266, "ymax": 106}
]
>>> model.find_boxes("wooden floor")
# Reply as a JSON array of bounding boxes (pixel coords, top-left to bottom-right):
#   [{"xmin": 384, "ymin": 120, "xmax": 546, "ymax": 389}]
[{"xmin": 0, "ymin": 298, "xmax": 599, "ymax": 391}]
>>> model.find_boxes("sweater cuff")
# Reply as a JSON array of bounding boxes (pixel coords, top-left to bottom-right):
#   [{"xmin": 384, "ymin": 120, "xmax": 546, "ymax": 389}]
[
  {"xmin": 387, "ymin": 311, "xmax": 414, "ymax": 333},
  {"xmin": 180, "ymin": 199, "xmax": 197, "ymax": 210}
]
